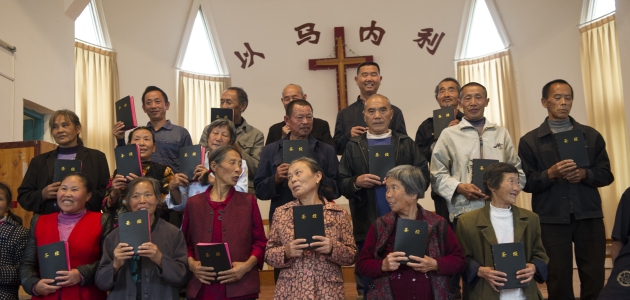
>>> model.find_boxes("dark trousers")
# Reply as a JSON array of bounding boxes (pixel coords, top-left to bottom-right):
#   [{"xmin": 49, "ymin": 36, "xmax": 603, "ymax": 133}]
[
  {"xmin": 541, "ymin": 215, "xmax": 605, "ymax": 300},
  {"xmin": 355, "ymin": 240, "xmax": 372, "ymax": 296}
]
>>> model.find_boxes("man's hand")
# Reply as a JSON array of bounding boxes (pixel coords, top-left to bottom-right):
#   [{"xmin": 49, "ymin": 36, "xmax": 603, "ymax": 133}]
[
  {"xmin": 547, "ymin": 159, "xmax": 577, "ymax": 180},
  {"xmin": 381, "ymin": 252, "xmax": 408, "ymax": 272},
  {"xmin": 42, "ymin": 182, "xmax": 61, "ymax": 200},
  {"xmin": 477, "ymin": 266, "xmax": 507, "ymax": 292},
  {"xmin": 350, "ymin": 126, "xmax": 368, "ymax": 137},
  {"xmin": 113, "ymin": 122, "xmax": 126, "ymax": 140},
  {"xmin": 516, "ymin": 263, "xmax": 536, "ymax": 284},
  {"xmin": 284, "ymin": 239, "xmax": 309, "ymax": 259},
  {"xmin": 355, "ymin": 174, "xmax": 383, "ymax": 189},
  {"xmin": 564, "ymin": 168, "xmax": 587, "ymax": 183},
  {"xmin": 456, "ymin": 183, "xmax": 488, "ymax": 200},
  {"xmin": 274, "ymin": 163, "xmax": 290, "ymax": 185},
  {"xmin": 281, "ymin": 125, "xmax": 290, "ymax": 138},
  {"xmin": 448, "ymin": 119, "xmax": 460, "ymax": 127},
  {"xmin": 407, "ymin": 255, "xmax": 438, "ymax": 273}
]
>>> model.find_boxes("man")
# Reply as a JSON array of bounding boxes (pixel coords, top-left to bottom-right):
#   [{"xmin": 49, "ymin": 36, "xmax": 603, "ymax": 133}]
[
  {"xmin": 518, "ymin": 79, "xmax": 613, "ymax": 300},
  {"xmin": 415, "ymin": 77, "xmax": 465, "ymax": 221},
  {"xmin": 114, "ymin": 86, "xmax": 192, "ymax": 173},
  {"xmin": 333, "ymin": 62, "xmax": 407, "ymax": 155},
  {"xmin": 338, "ymin": 94, "xmax": 429, "ymax": 295},
  {"xmin": 199, "ymin": 87, "xmax": 264, "ymax": 194},
  {"xmin": 431, "ymin": 82, "xmax": 525, "ymax": 224},
  {"xmin": 265, "ymin": 84, "xmax": 335, "ymax": 149}
]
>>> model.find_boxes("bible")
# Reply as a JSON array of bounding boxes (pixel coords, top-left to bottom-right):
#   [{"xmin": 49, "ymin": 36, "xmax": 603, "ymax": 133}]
[
  {"xmin": 53, "ymin": 159, "xmax": 82, "ymax": 182},
  {"xmin": 491, "ymin": 242, "xmax": 529, "ymax": 290},
  {"xmin": 37, "ymin": 241, "xmax": 70, "ymax": 285},
  {"xmin": 433, "ymin": 107, "xmax": 456, "ymax": 140},
  {"xmin": 115, "ymin": 144, "xmax": 143, "ymax": 177},
  {"xmin": 369, "ymin": 144, "xmax": 395, "ymax": 180},
  {"xmin": 115, "ymin": 96, "xmax": 138, "ymax": 131},
  {"xmin": 554, "ymin": 129, "xmax": 589, "ymax": 168},
  {"xmin": 211, "ymin": 108, "xmax": 234, "ymax": 122},
  {"xmin": 197, "ymin": 243, "xmax": 232, "ymax": 282},
  {"xmin": 394, "ymin": 219, "xmax": 428, "ymax": 264},
  {"xmin": 472, "ymin": 159, "xmax": 499, "ymax": 191},
  {"xmin": 118, "ymin": 210, "xmax": 151, "ymax": 255},
  {"xmin": 283, "ymin": 140, "xmax": 309, "ymax": 163},
  {"xmin": 179, "ymin": 145, "xmax": 205, "ymax": 180},
  {"xmin": 293, "ymin": 204, "xmax": 325, "ymax": 249}
]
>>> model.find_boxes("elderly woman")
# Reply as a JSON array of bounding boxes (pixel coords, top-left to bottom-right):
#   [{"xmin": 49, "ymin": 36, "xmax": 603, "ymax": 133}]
[
  {"xmin": 456, "ymin": 162, "xmax": 548, "ymax": 300},
  {"xmin": 166, "ymin": 119, "xmax": 248, "ymax": 212},
  {"xmin": 182, "ymin": 145, "xmax": 266, "ymax": 299},
  {"xmin": 356, "ymin": 165, "xmax": 465, "ymax": 300},
  {"xmin": 265, "ymin": 157, "xmax": 357, "ymax": 299},
  {"xmin": 18, "ymin": 109, "xmax": 109, "ymax": 214},
  {"xmin": 19, "ymin": 173, "xmax": 112, "ymax": 300},
  {"xmin": 96, "ymin": 177, "xmax": 188, "ymax": 299}
]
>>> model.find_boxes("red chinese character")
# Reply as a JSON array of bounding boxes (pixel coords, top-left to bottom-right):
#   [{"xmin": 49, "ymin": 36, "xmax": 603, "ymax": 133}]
[
  {"xmin": 413, "ymin": 28, "xmax": 445, "ymax": 55},
  {"xmin": 294, "ymin": 23, "xmax": 320, "ymax": 45},
  {"xmin": 234, "ymin": 43, "xmax": 265, "ymax": 69},
  {"xmin": 359, "ymin": 20, "xmax": 386, "ymax": 46}
]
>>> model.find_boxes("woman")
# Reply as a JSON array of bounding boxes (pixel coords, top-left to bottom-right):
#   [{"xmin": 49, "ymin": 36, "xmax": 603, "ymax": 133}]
[
  {"xmin": 18, "ymin": 109, "xmax": 110, "ymax": 214},
  {"xmin": 456, "ymin": 162, "xmax": 548, "ymax": 300},
  {"xmin": 265, "ymin": 157, "xmax": 357, "ymax": 300},
  {"xmin": 166, "ymin": 119, "xmax": 248, "ymax": 212},
  {"xmin": 356, "ymin": 165, "xmax": 465, "ymax": 300},
  {"xmin": 103, "ymin": 127, "xmax": 174, "ymax": 223},
  {"xmin": 182, "ymin": 145, "xmax": 266, "ymax": 299},
  {"xmin": 0, "ymin": 183, "xmax": 28, "ymax": 300},
  {"xmin": 19, "ymin": 173, "xmax": 112, "ymax": 300},
  {"xmin": 96, "ymin": 177, "xmax": 188, "ymax": 299}
]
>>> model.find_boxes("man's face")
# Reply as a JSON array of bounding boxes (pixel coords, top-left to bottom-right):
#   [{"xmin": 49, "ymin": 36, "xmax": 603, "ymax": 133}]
[
  {"xmin": 436, "ymin": 80, "xmax": 459, "ymax": 109},
  {"xmin": 363, "ymin": 96, "xmax": 393, "ymax": 135},
  {"xmin": 284, "ymin": 104, "xmax": 313, "ymax": 139},
  {"xmin": 459, "ymin": 86, "xmax": 489, "ymax": 121},
  {"xmin": 542, "ymin": 83, "xmax": 573, "ymax": 121},
  {"xmin": 281, "ymin": 85, "xmax": 306, "ymax": 109},
  {"xmin": 142, "ymin": 91, "xmax": 169, "ymax": 121},
  {"xmin": 355, "ymin": 65, "xmax": 382, "ymax": 97},
  {"xmin": 220, "ymin": 90, "xmax": 245, "ymax": 119}
]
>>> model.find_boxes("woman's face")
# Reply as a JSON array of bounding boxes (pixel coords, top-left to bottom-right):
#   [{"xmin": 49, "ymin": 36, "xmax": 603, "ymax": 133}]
[
  {"xmin": 207, "ymin": 125, "xmax": 231, "ymax": 152},
  {"xmin": 51, "ymin": 115, "xmax": 81, "ymax": 147},
  {"xmin": 385, "ymin": 177, "xmax": 417, "ymax": 214},
  {"xmin": 57, "ymin": 175, "xmax": 91, "ymax": 214},
  {"xmin": 129, "ymin": 129, "xmax": 156, "ymax": 160},
  {"xmin": 287, "ymin": 161, "xmax": 322, "ymax": 200},
  {"xmin": 0, "ymin": 189, "xmax": 8, "ymax": 218},
  {"xmin": 210, "ymin": 150, "xmax": 242, "ymax": 186},
  {"xmin": 490, "ymin": 173, "xmax": 521, "ymax": 206},
  {"xmin": 128, "ymin": 181, "xmax": 158, "ymax": 216}
]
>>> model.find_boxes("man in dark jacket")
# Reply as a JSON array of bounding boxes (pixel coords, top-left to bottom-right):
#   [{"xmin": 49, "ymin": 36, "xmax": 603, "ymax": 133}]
[
  {"xmin": 265, "ymin": 84, "xmax": 335, "ymax": 149},
  {"xmin": 333, "ymin": 62, "xmax": 407, "ymax": 155},
  {"xmin": 518, "ymin": 79, "xmax": 614, "ymax": 300},
  {"xmin": 339, "ymin": 94, "xmax": 429, "ymax": 295}
]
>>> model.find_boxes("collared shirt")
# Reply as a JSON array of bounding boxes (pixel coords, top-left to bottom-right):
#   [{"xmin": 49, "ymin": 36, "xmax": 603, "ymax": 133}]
[{"xmin": 117, "ymin": 120, "xmax": 192, "ymax": 173}]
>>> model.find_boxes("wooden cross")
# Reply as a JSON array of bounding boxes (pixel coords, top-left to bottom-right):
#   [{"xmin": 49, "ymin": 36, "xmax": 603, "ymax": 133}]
[{"xmin": 309, "ymin": 27, "xmax": 373, "ymax": 111}]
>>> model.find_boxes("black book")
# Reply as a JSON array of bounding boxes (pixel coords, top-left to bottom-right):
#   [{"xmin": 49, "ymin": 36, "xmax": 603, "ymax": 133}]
[
  {"xmin": 211, "ymin": 108, "xmax": 234, "ymax": 122},
  {"xmin": 368, "ymin": 144, "xmax": 395, "ymax": 180},
  {"xmin": 554, "ymin": 129, "xmax": 590, "ymax": 168},
  {"xmin": 293, "ymin": 205, "xmax": 325, "ymax": 249},
  {"xmin": 197, "ymin": 243, "xmax": 232, "ymax": 282},
  {"xmin": 491, "ymin": 242, "xmax": 529, "ymax": 290},
  {"xmin": 115, "ymin": 144, "xmax": 143, "ymax": 177},
  {"xmin": 472, "ymin": 159, "xmax": 499, "ymax": 191},
  {"xmin": 53, "ymin": 159, "xmax": 82, "ymax": 182},
  {"xmin": 179, "ymin": 145, "xmax": 205, "ymax": 180},
  {"xmin": 115, "ymin": 96, "xmax": 138, "ymax": 131},
  {"xmin": 283, "ymin": 140, "xmax": 309, "ymax": 163},
  {"xmin": 394, "ymin": 219, "xmax": 428, "ymax": 265},
  {"xmin": 118, "ymin": 210, "xmax": 151, "ymax": 255},
  {"xmin": 433, "ymin": 107, "xmax": 456, "ymax": 140},
  {"xmin": 37, "ymin": 241, "xmax": 70, "ymax": 285}
]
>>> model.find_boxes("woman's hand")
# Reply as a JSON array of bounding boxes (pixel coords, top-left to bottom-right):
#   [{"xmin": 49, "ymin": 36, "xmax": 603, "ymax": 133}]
[
  {"xmin": 168, "ymin": 173, "xmax": 189, "ymax": 190},
  {"xmin": 34, "ymin": 279, "xmax": 61, "ymax": 295},
  {"xmin": 192, "ymin": 165, "xmax": 209, "ymax": 181},
  {"xmin": 407, "ymin": 255, "xmax": 438, "ymax": 273},
  {"xmin": 188, "ymin": 258, "xmax": 216, "ymax": 284},
  {"xmin": 477, "ymin": 266, "xmax": 507, "ymax": 292},
  {"xmin": 381, "ymin": 252, "xmax": 409, "ymax": 272},
  {"xmin": 137, "ymin": 242, "xmax": 162, "ymax": 267},
  {"xmin": 112, "ymin": 243, "xmax": 134, "ymax": 270},
  {"xmin": 284, "ymin": 239, "xmax": 309, "ymax": 259},
  {"xmin": 516, "ymin": 263, "xmax": 536, "ymax": 284},
  {"xmin": 217, "ymin": 261, "xmax": 254, "ymax": 283},
  {"xmin": 55, "ymin": 269, "xmax": 81, "ymax": 287},
  {"xmin": 310, "ymin": 236, "xmax": 332, "ymax": 254}
]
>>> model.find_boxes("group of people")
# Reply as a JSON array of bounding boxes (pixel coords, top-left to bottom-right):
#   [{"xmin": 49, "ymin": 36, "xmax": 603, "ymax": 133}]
[{"xmin": 0, "ymin": 60, "xmax": 625, "ymax": 300}]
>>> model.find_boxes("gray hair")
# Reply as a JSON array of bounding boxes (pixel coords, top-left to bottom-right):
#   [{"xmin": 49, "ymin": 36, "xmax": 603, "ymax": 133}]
[
  {"xmin": 124, "ymin": 177, "xmax": 163, "ymax": 211},
  {"xmin": 206, "ymin": 119, "xmax": 237, "ymax": 145},
  {"xmin": 283, "ymin": 84, "xmax": 304, "ymax": 96},
  {"xmin": 385, "ymin": 165, "xmax": 426, "ymax": 199}
]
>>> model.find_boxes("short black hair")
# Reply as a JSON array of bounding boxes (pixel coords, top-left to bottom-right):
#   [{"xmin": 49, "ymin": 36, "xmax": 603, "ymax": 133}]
[
  {"xmin": 434, "ymin": 77, "xmax": 461, "ymax": 99},
  {"xmin": 60, "ymin": 172, "xmax": 94, "ymax": 193},
  {"xmin": 356, "ymin": 61, "xmax": 380, "ymax": 75},
  {"xmin": 127, "ymin": 126, "xmax": 155, "ymax": 144},
  {"xmin": 142, "ymin": 86, "xmax": 168, "ymax": 105},
  {"xmin": 226, "ymin": 87, "xmax": 248, "ymax": 107},
  {"xmin": 482, "ymin": 162, "xmax": 518, "ymax": 196},
  {"xmin": 460, "ymin": 82, "xmax": 487, "ymax": 99},
  {"xmin": 0, "ymin": 182, "xmax": 22, "ymax": 225},
  {"xmin": 286, "ymin": 99, "xmax": 314, "ymax": 117},
  {"xmin": 542, "ymin": 79, "xmax": 574, "ymax": 99}
]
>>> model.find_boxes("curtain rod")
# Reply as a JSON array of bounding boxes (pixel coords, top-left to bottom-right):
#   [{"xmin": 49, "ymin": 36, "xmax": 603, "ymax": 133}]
[
  {"xmin": 577, "ymin": 12, "xmax": 615, "ymax": 28},
  {"xmin": 0, "ymin": 38, "xmax": 16, "ymax": 52}
]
